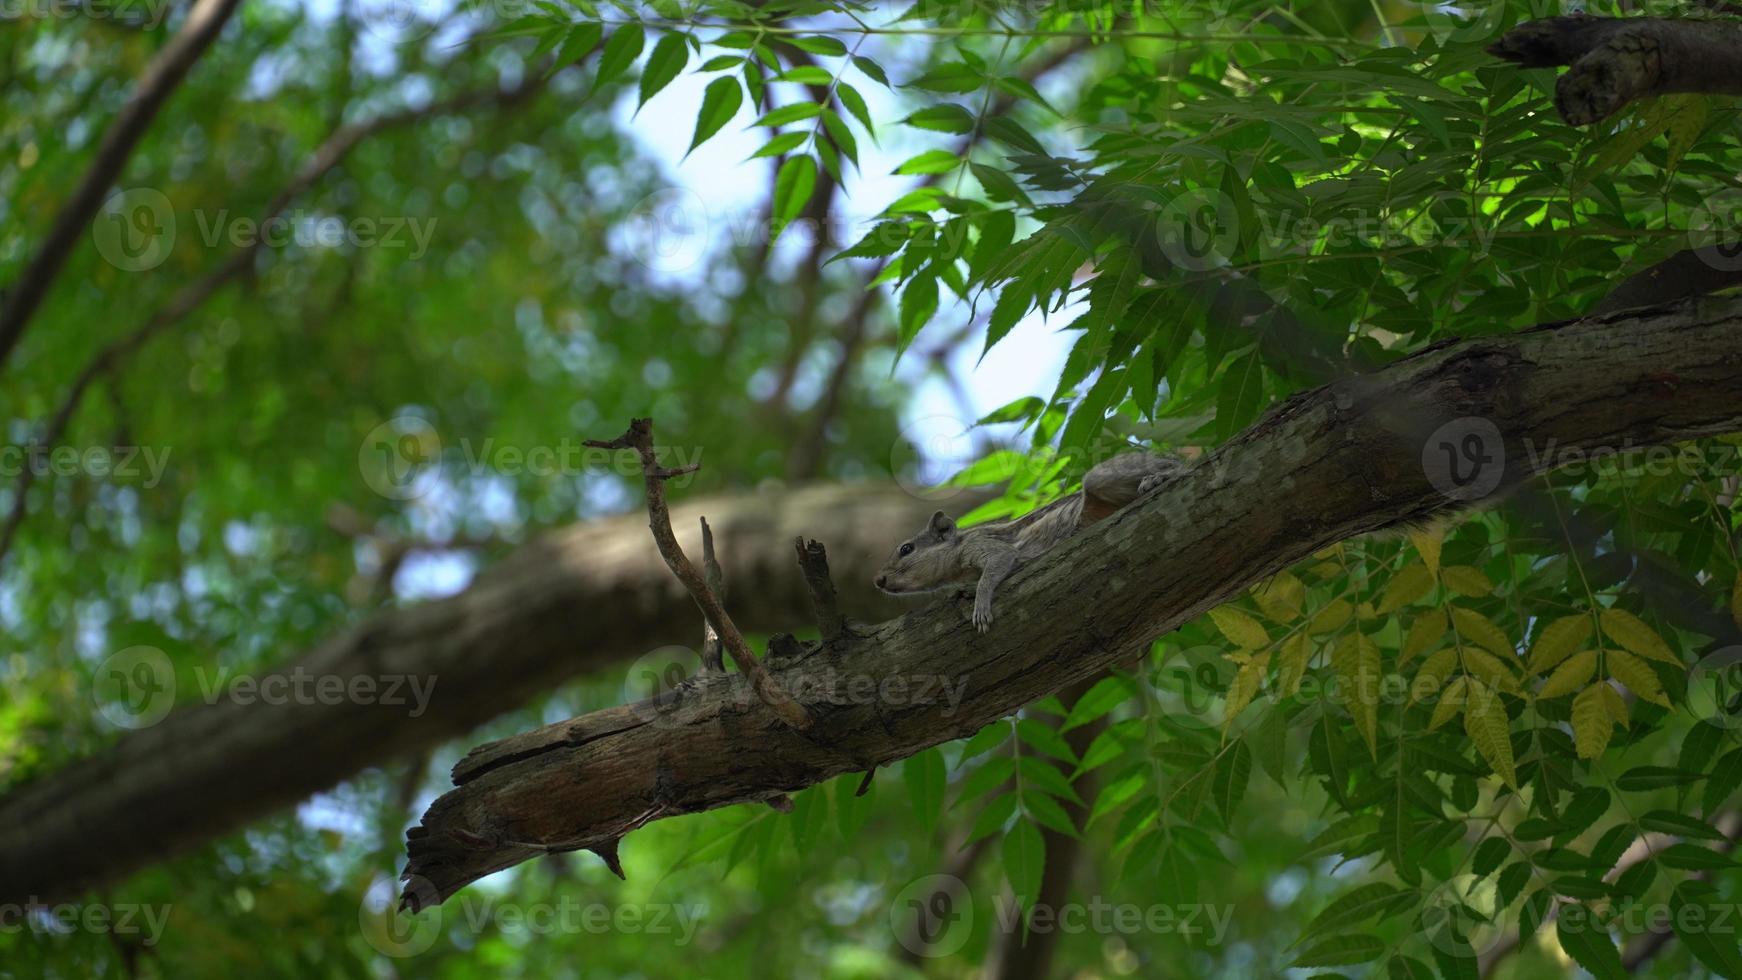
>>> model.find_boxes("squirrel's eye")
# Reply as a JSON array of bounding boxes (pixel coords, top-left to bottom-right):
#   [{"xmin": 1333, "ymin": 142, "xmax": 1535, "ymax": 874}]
[{"xmin": 898, "ymin": 543, "xmax": 915, "ymax": 557}]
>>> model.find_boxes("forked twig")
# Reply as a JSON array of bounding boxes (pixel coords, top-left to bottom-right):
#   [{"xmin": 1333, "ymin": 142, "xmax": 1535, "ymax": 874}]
[{"xmin": 584, "ymin": 419, "xmax": 811, "ymax": 729}]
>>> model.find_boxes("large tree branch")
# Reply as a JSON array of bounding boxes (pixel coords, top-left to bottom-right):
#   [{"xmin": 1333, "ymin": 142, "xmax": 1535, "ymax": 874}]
[
  {"xmin": 1488, "ymin": 14, "xmax": 1742, "ymax": 125},
  {"xmin": 0, "ymin": 482, "xmax": 979, "ymax": 905},
  {"xmin": 0, "ymin": 0, "xmax": 246, "ymax": 369},
  {"xmin": 395, "ymin": 296, "xmax": 1742, "ymax": 911}
]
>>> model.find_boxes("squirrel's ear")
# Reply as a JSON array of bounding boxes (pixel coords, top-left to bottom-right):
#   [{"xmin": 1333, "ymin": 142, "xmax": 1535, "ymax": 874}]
[{"xmin": 929, "ymin": 510, "xmax": 955, "ymax": 535}]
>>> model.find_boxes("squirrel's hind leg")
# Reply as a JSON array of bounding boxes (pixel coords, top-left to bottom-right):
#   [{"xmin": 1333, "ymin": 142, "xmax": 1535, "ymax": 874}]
[{"xmin": 1081, "ymin": 452, "xmax": 1186, "ymax": 523}]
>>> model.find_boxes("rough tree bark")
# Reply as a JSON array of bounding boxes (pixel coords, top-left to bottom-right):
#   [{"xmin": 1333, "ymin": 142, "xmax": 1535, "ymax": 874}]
[
  {"xmin": 0, "ymin": 482, "xmax": 978, "ymax": 904},
  {"xmin": 396, "ymin": 296, "xmax": 1742, "ymax": 911},
  {"xmin": 1488, "ymin": 14, "xmax": 1742, "ymax": 125}
]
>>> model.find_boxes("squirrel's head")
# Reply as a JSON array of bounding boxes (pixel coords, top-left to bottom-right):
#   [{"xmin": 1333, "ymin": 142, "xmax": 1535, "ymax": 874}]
[{"xmin": 875, "ymin": 510, "xmax": 962, "ymax": 594}]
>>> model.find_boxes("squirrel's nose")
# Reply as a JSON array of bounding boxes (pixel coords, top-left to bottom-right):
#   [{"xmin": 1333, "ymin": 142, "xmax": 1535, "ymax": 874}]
[{"xmin": 875, "ymin": 575, "xmax": 887, "ymax": 589}]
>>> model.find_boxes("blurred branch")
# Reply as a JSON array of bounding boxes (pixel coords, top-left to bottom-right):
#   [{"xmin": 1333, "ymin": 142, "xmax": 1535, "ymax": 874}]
[
  {"xmin": 0, "ymin": 0, "xmax": 245, "ymax": 370},
  {"xmin": 0, "ymin": 73, "xmax": 545, "ymax": 567},
  {"xmin": 984, "ymin": 676, "xmax": 1107, "ymax": 980},
  {"xmin": 786, "ymin": 40, "xmax": 1091, "ymax": 480},
  {"xmin": 0, "ymin": 481, "xmax": 989, "ymax": 904}
]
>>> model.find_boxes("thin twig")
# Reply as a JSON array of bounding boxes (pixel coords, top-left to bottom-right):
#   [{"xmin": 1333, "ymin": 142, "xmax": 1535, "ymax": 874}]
[
  {"xmin": 584, "ymin": 419, "xmax": 811, "ymax": 729},
  {"xmin": 0, "ymin": 0, "xmax": 247, "ymax": 370},
  {"xmin": 0, "ymin": 74, "xmax": 544, "ymax": 566}
]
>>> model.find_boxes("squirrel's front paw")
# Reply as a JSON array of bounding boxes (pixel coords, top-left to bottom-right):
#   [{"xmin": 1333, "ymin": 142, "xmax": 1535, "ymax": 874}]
[{"xmin": 972, "ymin": 597, "xmax": 994, "ymax": 632}]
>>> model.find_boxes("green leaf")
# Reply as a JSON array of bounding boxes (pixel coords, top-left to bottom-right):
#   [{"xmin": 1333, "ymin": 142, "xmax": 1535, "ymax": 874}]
[
  {"xmin": 1639, "ymin": 810, "xmax": 1726, "ymax": 841},
  {"xmin": 1615, "ymin": 765, "xmax": 1701, "ymax": 791},
  {"xmin": 903, "ymin": 748, "xmax": 946, "ymax": 835},
  {"xmin": 851, "ymin": 54, "xmax": 889, "ymax": 86},
  {"xmin": 836, "ymin": 83, "xmax": 875, "ymax": 138},
  {"xmin": 554, "ymin": 22, "xmax": 603, "ymax": 72},
  {"xmin": 689, "ymin": 76, "xmax": 743, "ymax": 154},
  {"xmin": 903, "ymin": 104, "xmax": 976, "ymax": 134},
  {"xmin": 754, "ymin": 102, "xmax": 822, "ymax": 127},
  {"xmin": 906, "ymin": 62, "xmax": 981, "ymax": 93},
  {"xmin": 593, "ymin": 25, "xmax": 645, "ymax": 91},
  {"xmin": 637, "ymin": 31, "xmax": 689, "ymax": 106},
  {"xmin": 894, "ymin": 150, "xmax": 960, "ymax": 176},
  {"xmin": 1471, "ymin": 837, "xmax": 1509, "ymax": 877},
  {"xmin": 897, "ymin": 271, "xmax": 938, "ymax": 354},
  {"xmin": 749, "ymin": 131, "xmax": 808, "ymax": 159},
  {"xmin": 772, "ymin": 154, "xmax": 818, "ymax": 229},
  {"xmin": 1002, "ymin": 819, "xmax": 1045, "ymax": 903},
  {"xmin": 1212, "ymin": 738, "xmax": 1251, "ymax": 824},
  {"xmin": 1291, "ymin": 934, "xmax": 1385, "ymax": 968},
  {"xmin": 1300, "ymin": 883, "xmax": 1407, "ymax": 939},
  {"xmin": 1554, "ymin": 903, "xmax": 1626, "ymax": 980},
  {"xmin": 1672, "ymin": 881, "xmax": 1742, "ymax": 977},
  {"xmin": 1659, "ymin": 842, "xmax": 1736, "ymax": 870},
  {"xmin": 1705, "ymin": 747, "xmax": 1742, "ymax": 813}
]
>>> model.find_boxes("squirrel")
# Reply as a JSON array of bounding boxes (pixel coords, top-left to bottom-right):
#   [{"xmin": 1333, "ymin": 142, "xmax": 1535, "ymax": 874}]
[{"xmin": 875, "ymin": 451, "xmax": 1186, "ymax": 632}]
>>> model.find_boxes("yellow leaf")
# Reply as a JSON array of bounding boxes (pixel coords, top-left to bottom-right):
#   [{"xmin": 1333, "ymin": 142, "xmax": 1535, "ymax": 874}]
[
  {"xmin": 1223, "ymin": 661, "xmax": 1263, "ymax": 734},
  {"xmin": 1606, "ymin": 648, "xmax": 1672, "ymax": 708},
  {"xmin": 1599, "ymin": 608, "xmax": 1681, "ymax": 666},
  {"xmin": 1528, "ymin": 615, "xmax": 1591, "ymax": 676},
  {"xmin": 1441, "ymin": 565, "xmax": 1493, "ymax": 597},
  {"xmin": 1572, "ymin": 683, "xmax": 1616, "ymax": 760},
  {"xmin": 1252, "ymin": 571, "xmax": 1305, "ymax": 621},
  {"xmin": 1451, "ymin": 606, "xmax": 1515, "ymax": 659},
  {"xmin": 1430, "ymin": 675, "xmax": 1467, "ymax": 731},
  {"xmin": 1332, "ymin": 632, "xmax": 1381, "ymax": 757},
  {"xmin": 1276, "ymin": 632, "xmax": 1311, "ymax": 697},
  {"xmin": 1308, "ymin": 599, "xmax": 1353, "ymax": 636},
  {"xmin": 1601, "ymin": 683, "xmax": 1629, "ymax": 729},
  {"xmin": 1538, "ymin": 649, "xmax": 1597, "ymax": 699},
  {"xmin": 1402, "ymin": 608, "xmax": 1447, "ymax": 664},
  {"xmin": 1209, "ymin": 606, "xmax": 1269, "ymax": 650},
  {"xmin": 1379, "ymin": 562, "xmax": 1435, "ymax": 614},
  {"xmin": 1308, "ymin": 561, "xmax": 1341, "ymax": 581},
  {"xmin": 1411, "ymin": 648, "xmax": 1458, "ymax": 705},
  {"xmin": 1408, "ymin": 524, "xmax": 1444, "ymax": 577},
  {"xmin": 1463, "ymin": 678, "xmax": 1517, "ymax": 788},
  {"xmin": 1462, "ymin": 647, "xmax": 1521, "ymax": 694}
]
